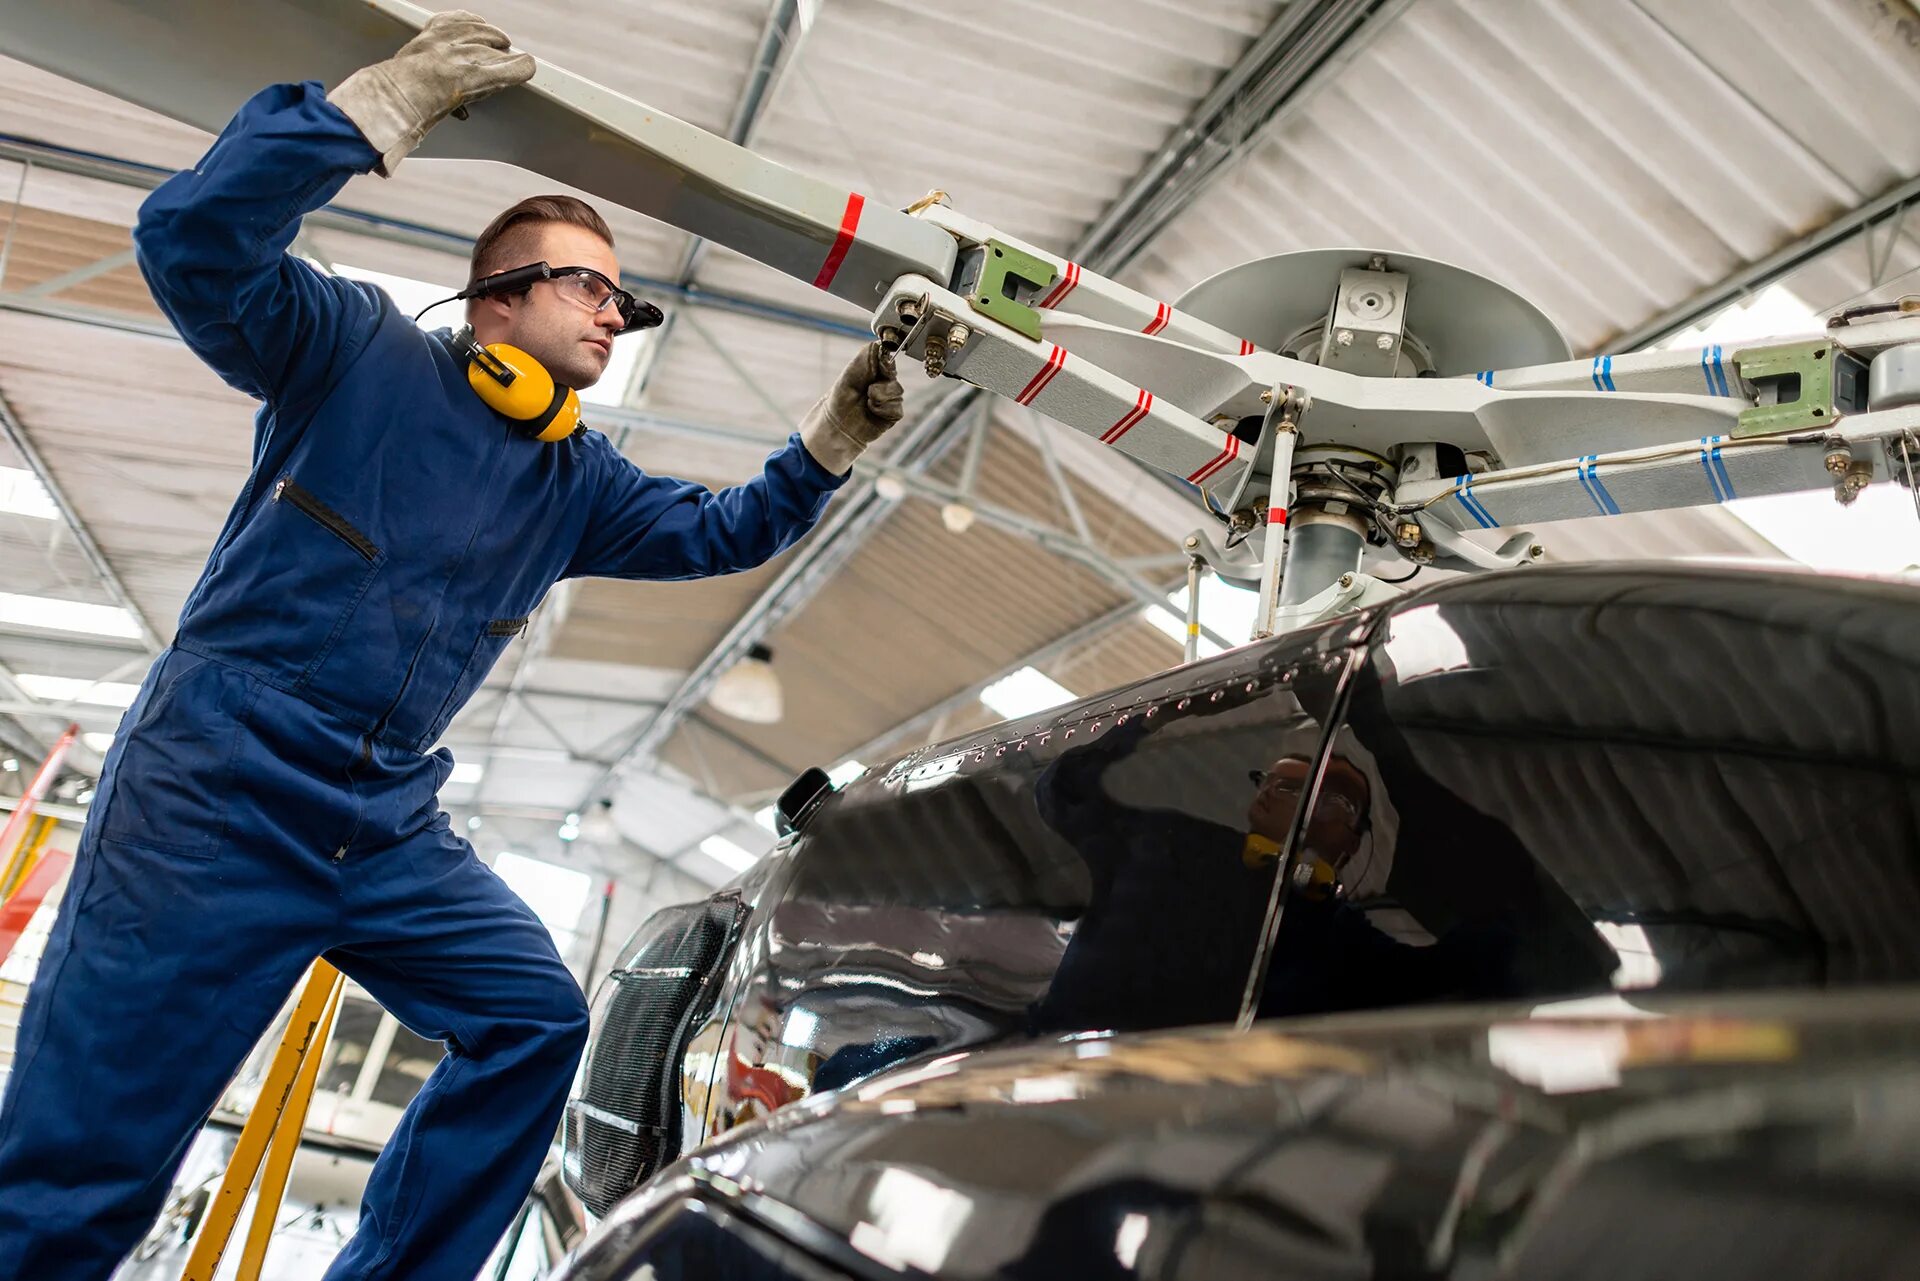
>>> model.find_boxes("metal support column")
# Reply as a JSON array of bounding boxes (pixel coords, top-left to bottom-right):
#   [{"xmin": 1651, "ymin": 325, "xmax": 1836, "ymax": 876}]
[
  {"xmin": 1253, "ymin": 394, "xmax": 1302, "ymax": 640},
  {"xmin": 1182, "ymin": 556, "xmax": 1206, "ymax": 665}
]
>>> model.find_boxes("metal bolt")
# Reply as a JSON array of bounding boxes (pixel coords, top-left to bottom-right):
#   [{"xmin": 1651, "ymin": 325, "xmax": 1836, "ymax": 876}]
[
  {"xmin": 1185, "ymin": 535, "xmax": 1200, "ymax": 549},
  {"xmin": 1395, "ymin": 521, "xmax": 1421, "ymax": 548},
  {"xmin": 923, "ymin": 334, "xmax": 948, "ymax": 379},
  {"xmin": 1528, "ymin": 544, "xmax": 1545, "ymax": 561},
  {"xmin": 1338, "ymin": 572, "xmax": 1355, "ymax": 589},
  {"xmin": 1825, "ymin": 446, "xmax": 1853, "ymax": 476},
  {"xmin": 1375, "ymin": 334, "xmax": 1394, "ymax": 350},
  {"xmin": 896, "ymin": 298, "xmax": 922, "ymax": 325},
  {"xmin": 1336, "ymin": 329, "xmax": 1354, "ymax": 347},
  {"xmin": 947, "ymin": 324, "xmax": 971, "ymax": 352},
  {"xmin": 1368, "ymin": 253, "xmax": 1389, "ymax": 272},
  {"xmin": 1260, "ymin": 389, "xmax": 1274, "ymax": 404},
  {"xmin": 1837, "ymin": 459, "xmax": 1875, "ymax": 506}
]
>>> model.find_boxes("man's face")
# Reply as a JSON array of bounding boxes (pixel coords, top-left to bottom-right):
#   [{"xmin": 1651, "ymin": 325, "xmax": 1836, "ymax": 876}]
[
  {"xmin": 472, "ymin": 222, "xmax": 624, "ymax": 391},
  {"xmin": 1247, "ymin": 755, "xmax": 1369, "ymax": 862}
]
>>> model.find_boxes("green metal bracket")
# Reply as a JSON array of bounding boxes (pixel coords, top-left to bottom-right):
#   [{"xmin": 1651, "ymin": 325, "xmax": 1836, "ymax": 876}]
[
  {"xmin": 1734, "ymin": 339, "xmax": 1836, "ymax": 437},
  {"xmin": 967, "ymin": 239, "xmax": 1055, "ymax": 342}
]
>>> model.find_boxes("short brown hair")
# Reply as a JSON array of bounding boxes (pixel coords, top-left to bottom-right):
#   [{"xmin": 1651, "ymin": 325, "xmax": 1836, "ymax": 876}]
[{"xmin": 469, "ymin": 195, "xmax": 614, "ymax": 287}]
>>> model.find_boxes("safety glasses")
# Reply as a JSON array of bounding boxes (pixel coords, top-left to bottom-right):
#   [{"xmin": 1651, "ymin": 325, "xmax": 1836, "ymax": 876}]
[
  {"xmin": 539, "ymin": 265, "xmax": 662, "ymax": 332},
  {"xmin": 449, "ymin": 261, "xmax": 664, "ymax": 335}
]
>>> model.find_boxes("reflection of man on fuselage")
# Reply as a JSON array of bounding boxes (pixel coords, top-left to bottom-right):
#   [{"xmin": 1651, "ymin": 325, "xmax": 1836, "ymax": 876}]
[
  {"xmin": 1030, "ymin": 680, "xmax": 1613, "ymax": 1035},
  {"xmin": 1025, "ymin": 706, "xmax": 1363, "ymax": 1034}
]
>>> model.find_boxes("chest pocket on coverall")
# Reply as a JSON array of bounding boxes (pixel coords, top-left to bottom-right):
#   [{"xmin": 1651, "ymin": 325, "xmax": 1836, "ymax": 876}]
[
  {"xmin": 268, "ymin": 475, "xmax": 389, "ymax": 692},
  {"xmin": 422, "ymin": 616, "xmax": 527, "ymax": 750}
]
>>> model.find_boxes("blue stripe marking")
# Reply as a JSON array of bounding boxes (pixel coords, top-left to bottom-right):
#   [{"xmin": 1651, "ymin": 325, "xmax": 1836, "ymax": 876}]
[
  {"xmin": 1699, "ymin": 436, "xmax": 1734, "ymax": 502},
  {"xmin": 1591, "ymin": 357, "xmax": 1605, "ymax": 392},
  {"xmin": 1578, "ymin": 454, "xmax": 1621, "ymax": 516},
  {"xmin": 1477, "ymin": 369, "xmax": 1494, "ymax": 386},
  {"xmin": 1590, "ymin": 355, "xmax": 1617, "ymax": 392},
  {"xmin": 1454, "ymin": 474, "xmax": 1498, "ymax": 528},
  {"xmin": 1575, "ymin": 463, "xmax": 1603, "ymax": 513},
  {"xmin": 1702, "ymin": 344, "xmax": 1732, "ymax": 397},
  {"xmin": 1710, "ymin": 440, "xmax": 1735, "ymax": 500}
]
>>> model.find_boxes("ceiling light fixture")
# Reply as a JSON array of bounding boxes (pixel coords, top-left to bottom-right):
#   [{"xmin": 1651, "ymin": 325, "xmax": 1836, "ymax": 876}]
[
  {"xmin": 940, "ymin": 502, "xmax": 976, "ymax": 535},
  {"xmin": 707, "ymin": 642, "xmax": 783, "ymax": 724},
  {"xmin": 580, "ymin": 799, "xmax": 619, "ymax": 844}
]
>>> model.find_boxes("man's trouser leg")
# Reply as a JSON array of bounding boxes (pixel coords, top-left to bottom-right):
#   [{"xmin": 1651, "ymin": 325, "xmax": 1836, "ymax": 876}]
[
  {"xmin": 320, "ymin": 818, "xmax": 590, "ymax": 1281},
  {"xmin": 0, "ymin": 832, "xmax": 323, "ymax": 1278}
]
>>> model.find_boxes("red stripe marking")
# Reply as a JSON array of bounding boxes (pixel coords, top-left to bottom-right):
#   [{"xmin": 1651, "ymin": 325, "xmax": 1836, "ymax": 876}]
[
  {"xmin": 1037, "ymin": 260, "xmax": 1080, "ymax": 310},
  {"xmin": 1102, "ymin": 388, "xmax": 1152, "ymax": 444},
  {"xmin": 1142, "ymin": 302, "xmax": 1171, "ymax": 336},
  {"xmin": 1187, "ymin": 432, "xmax": 1240, "ymax": 484},
  {"xmin": 1024, "ymin": 346, "xmax": 1065, "ymax": 403},
  {"xmin": 1015, "ymin": 345, "xmax": 1066, "ymax": 405},
  {"xmin": 1268, "ymin": 505, "xmax": 1287, "ymax": 526},
  {"xmin": 1239, "ymin": 338, "xmax": 1256, "ymax": 356},
  {"xmin": 811, "ymin": 192, "xmax": 865, "ymax": 290}
]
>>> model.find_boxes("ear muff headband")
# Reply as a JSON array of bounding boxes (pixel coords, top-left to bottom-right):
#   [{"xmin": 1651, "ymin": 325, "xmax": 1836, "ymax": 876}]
[{"xmin": 451, "ymin": 327, "xmax": 582, "ymax": 442}]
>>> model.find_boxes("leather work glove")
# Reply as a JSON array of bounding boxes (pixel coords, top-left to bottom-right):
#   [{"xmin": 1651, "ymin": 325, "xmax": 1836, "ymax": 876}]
[
  {"xmin": 800, "ymin": 341, "xmax": 906, "ymax": 475},
  {"xmin": 328, "ymin": 11, "xmax": 536, "ymax": 176}
]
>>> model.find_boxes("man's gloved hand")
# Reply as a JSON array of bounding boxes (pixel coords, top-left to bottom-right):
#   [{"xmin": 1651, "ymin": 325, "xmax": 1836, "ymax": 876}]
[
  {"xmin": 329, "ymin": 11, "xmax": 535, "ymax": 176},
  {"xmin": 800, "ymin": 342, "xmax": 906, "ymax": 475}
]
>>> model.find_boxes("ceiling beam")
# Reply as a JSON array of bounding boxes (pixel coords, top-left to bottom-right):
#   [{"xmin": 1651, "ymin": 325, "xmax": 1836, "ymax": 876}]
[
  {"xmin": 580, "ymin": 0, "xmax": 1406, "ymax": 806},
  {"xmin": 1074, "ymin": 0, "xmax": 1412, "ymax": 271},
  {"xmin": 16, "ymin": 245, "xmax": 136, "ymax": 298},
  {"xmin": 1603, "ymin": 171, "xmax": 1920, "ymax": 354},
  {"xmin": 0, "ymin": 662, "xmax": 52, "ymax": 757},
  {"xmin": 0, "ymin": 383, "xmax": 164, "ymax": 653},
  {"xmin": 0, "ymin": 619, "xmax": 148, "ymax": 652},
  {"xmin": 840, "ymin": 592, "xmax": 1170, "ymax": 768},
  {"xmin": 0, "ymin": 697, "xmax": 123, "ymax": 721},
  {"xmin": 676, "ymin": 0, "xmax": 815, "ymax": 286},
  {"xmin": 575, "ymin": 381, "xmax": 980, "ymax": 805},
  {"xmin": 0, "ymin": 290, "xmax": 177, "ymax": 340}
]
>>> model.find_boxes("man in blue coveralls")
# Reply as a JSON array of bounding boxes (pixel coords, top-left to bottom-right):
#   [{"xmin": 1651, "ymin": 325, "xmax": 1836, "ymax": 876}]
[{"xmin": 0, "ymin": 12, "xmax": 903, "ymax": 1278}]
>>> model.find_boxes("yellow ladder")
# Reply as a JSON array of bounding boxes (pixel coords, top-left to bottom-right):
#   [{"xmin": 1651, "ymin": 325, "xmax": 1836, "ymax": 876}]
[{"xmin": 181, "ymin": 959, "xmax": 345, "ymax": 1281}]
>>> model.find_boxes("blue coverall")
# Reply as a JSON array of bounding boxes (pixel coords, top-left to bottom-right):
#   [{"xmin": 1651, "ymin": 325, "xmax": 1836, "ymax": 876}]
[{"xmin": 0, "ymin": 83, "xmax": 845, "ymax": 1279}]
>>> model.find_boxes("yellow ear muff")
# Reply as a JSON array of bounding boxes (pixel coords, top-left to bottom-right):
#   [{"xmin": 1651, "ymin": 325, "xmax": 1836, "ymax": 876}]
[{"xmin": 463, "ymin": 340, "xmax": 582, "ymax": 442}]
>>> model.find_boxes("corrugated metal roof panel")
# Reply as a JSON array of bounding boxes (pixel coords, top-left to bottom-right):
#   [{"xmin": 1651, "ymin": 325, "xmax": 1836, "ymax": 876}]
[
  {"xmin": 0, "ymin": 307, "xmax": 250, "ymax": 636},
  {"xmin": 552, "ymin": 558, "xmax": 789, "ymax": 670},
  {"xmin": 1127, "ymin": 0, "xmax": 1920, "ymax": 355},
  {"xmin": 659, "ymin": 422, "xmax": 1184, "ymax": 793},
  {"xmin": 638, "ymin": 308, "xmax": 858, "ymax": 437},
  {"xmin": 742, "ymin": 0, "xmax": 1293, "ymax": 252}
]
